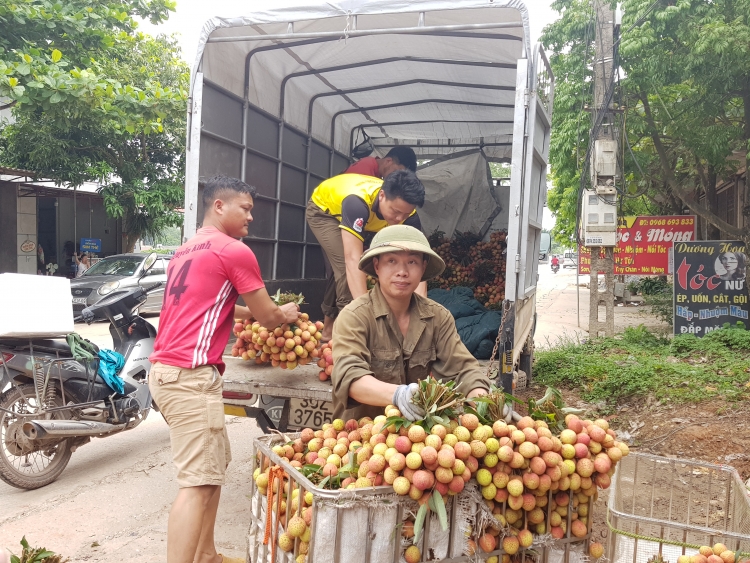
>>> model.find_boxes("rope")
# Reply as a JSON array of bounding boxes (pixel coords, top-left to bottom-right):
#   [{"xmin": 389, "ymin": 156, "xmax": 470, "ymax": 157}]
[
  {"xmin": 263, "ymin": 465, "xmax": 286, "ymax": 563},
  {"xmin": 65, "ymin": 333, "xmax": 98, "ymax": 362},
  {"xmin": 606, "ymin": 509, "xmax": 750, "ymax": 559}
]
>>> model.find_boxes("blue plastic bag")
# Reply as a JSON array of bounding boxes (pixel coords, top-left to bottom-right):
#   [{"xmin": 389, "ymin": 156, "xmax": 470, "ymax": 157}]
[{"xmin": 97, "ymin": 349, "xmax": 125, "ymax": 394}]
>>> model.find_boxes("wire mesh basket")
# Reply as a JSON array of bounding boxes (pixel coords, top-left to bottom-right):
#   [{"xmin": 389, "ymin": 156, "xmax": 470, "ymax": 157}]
[{"xmin": 608, "ymin": 452, "xmax": 750, "ymax": 563}]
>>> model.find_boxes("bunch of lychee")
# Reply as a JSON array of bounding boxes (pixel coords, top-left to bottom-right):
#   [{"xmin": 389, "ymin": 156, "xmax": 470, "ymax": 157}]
[
  {"xmin": 253, "ymin": 465, "xmax": 315, "ymax": 563},
  {"xmin": 679, "ymin": 544, "xmax": 738, "ymax": 563},
  {"xmin": 316, "ymin": 341, "xmax": 334, "ymax": 381},
  {"xmin": 468, "ymin": 412, "xmax": 629, "ymax": 553},
  {"xmin": 254, "ymin": 409, "xmax": 630, "ymax": 562},
  {"xmin": 231, "ymin": 314, "xmax": 325, "ymax": 370}
]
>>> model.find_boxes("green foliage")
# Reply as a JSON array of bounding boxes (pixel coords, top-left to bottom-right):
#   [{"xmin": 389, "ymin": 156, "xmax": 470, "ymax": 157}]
[
  {"xmin": 542, "ymin": 0, "xmax": 750, "ymax": 246},
  {"xmin": 10, "ymin": 536, "xmax": 67, "ymax": 563},
  {"xmin": 0, "ymin": 1, "xmax": 189, "ymax": 251},
  {"xmin": 534, "ymin": 326, "xmax": 750, "ymax": 410},
  {"xmin": 0, "ymin": 0, "xmax": 176, "ymax": 125}
]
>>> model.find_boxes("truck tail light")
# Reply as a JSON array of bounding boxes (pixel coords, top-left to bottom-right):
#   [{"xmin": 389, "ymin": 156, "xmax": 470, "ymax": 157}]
[
  {"xmin": 1, "ymin": 352, "xmax": 14, "ymax": 363},
  {"xmin": 223, "ymin": 390, "xmax": 253, "ymax": 401}
]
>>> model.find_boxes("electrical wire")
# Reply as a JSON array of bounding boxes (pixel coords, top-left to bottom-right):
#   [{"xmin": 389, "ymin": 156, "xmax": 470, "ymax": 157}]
[
  {"xmin": 575, "ymin": 0, "xmax": 660, "ymax": 245},
  {"xmin": 574, "ymin": 1, "xmax": 595, "ymax": 170},
  {"xmin": 612, "ymin": 0, "xmax": 664, "ymax": 50}
]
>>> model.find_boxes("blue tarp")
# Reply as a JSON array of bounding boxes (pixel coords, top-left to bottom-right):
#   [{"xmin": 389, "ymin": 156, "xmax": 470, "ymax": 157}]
[{"xmin": 428, "ymin": 287, "xmax": 501, "ymax": 359}]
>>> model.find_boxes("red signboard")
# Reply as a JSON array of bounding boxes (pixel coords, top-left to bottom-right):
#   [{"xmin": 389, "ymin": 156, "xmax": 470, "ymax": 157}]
[{"xmin": 578, "ymin": 216, "xmax": 696, "ymax": 275}]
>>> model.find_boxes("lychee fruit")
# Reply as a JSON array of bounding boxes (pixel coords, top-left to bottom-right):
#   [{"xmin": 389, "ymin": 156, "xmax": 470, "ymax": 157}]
[
  {"xmin": 406, "ymin": 452, "xmax": 423, "ymax": 470},
  {"xmin": 518, "ymin": 529, "xmax": 533, "ymax": 548},
  {"xmin": 407, "ymin": 425, "xmax": 426, "ymax": 443},
  {"xmin": 393, "ymin": 476, "xmax": 411, "ymax": 495},
  {"xmin": 589, "ymin": 542, "xmax": 604, "ymax": 559},
  {"xmin": 404, "ymin": 545, "xmax": 420, "ymax": 563},
  {"xmin": 478, "ymin": 533, "xmax": 497, "ymax": 552},
  {"xmin": 413, "ymin": 470, "xmax": 435, "ymax": 491},
  {"xmin": 437, "ymin": 447, "xmax": 456, "ymax": 468},
  {"xmin": 287, "ymin": 515, "xmax": 307, "ymax": 538},
  {"xmin": 278, "ymin": 532, "xmax": 294, "ymax": 552},
  {"xmin": 502, "ymin": 536, "xmax": 520, "ymax": 555},
  {"xmin": 420, "ymin": 445, "xmax": 438, "ymax": 466},
  {"xmin": 571, "ymin": 519, "xmax": 587, "ymax": 538},
  {"xmin": 576, "ymin": 458, "xmax": 594, "ymax": 478}
]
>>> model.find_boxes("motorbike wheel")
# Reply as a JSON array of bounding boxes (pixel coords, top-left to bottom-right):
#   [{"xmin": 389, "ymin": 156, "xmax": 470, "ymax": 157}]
[{"xmin": 0, "ymin": 384, "xmax": 73, "ymax": 489}]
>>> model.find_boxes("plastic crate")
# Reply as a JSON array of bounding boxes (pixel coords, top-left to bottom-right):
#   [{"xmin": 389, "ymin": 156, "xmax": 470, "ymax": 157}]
[
  {"xmin": 247, "ymin": 433, "xmax": 595, "ymax": 563},
  {"xmin": 608, "ymin": 453, "xmax": 750, "ymax": 563}
]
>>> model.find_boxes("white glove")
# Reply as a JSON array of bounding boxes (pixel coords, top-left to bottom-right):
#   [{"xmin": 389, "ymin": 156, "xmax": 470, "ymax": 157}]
[
  {"xmin": 392, "ymin": 383, "xmax": 426, "ymax": 422},
  {"xmin": 503, "ymin": 403, "xmax": 514, "ymax": 423}
]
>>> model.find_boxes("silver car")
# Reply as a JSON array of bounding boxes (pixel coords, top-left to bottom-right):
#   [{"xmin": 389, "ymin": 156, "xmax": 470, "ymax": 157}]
[{"xmin": 70, "ymin": 253, "xmax": 171, "ymax": 316}]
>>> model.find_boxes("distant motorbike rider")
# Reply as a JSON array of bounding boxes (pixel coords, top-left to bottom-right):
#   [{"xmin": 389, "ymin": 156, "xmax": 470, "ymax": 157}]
[{"xmin": 551, "ymin": 255, "xmax": 560, "ymax": 271}]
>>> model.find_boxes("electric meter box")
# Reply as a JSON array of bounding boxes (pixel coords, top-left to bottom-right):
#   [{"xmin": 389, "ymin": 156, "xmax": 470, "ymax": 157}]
[
  {"xmin": 581, "ymin": 189, "xmax": 617, "ymax": 247},
  {"xmin": 0, "ymin": 274, "xmax": 74, "ymax": 338},
  {"xmin": 593, "ymin": 139, "xmax": 618, "ymax": 179}
]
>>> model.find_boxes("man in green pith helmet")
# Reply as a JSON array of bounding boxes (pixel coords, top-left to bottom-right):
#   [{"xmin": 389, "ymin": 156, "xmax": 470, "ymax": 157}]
[{"xmin": 330, "ymin": 225, "xmax": 493, "ymax": 422}]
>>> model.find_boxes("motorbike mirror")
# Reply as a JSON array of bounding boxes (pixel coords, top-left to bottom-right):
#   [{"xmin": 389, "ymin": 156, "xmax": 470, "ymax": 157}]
[{"xmin": 142, "ymin": 252, "xmax": 158, "ymax": 276}]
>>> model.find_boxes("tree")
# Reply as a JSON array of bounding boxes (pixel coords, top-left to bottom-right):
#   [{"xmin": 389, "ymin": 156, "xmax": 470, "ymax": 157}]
[
  {"xmin": 0, "ymin": 0, "xmax": 187, "ymax": 251},
  {"xmin": 542, "ymin": 0, "xmax": 750, "ymax": 251}
]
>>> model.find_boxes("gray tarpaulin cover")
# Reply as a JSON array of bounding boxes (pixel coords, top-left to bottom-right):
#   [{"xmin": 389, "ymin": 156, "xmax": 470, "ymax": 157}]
[{"xmin": 417, "ymin": 150, "xmax": 501, "ymax": 238}]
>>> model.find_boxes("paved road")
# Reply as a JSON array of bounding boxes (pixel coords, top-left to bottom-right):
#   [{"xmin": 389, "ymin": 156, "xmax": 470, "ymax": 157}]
[{"xmin": 1, "ymin": 268, "xmax": 587, "ymax": 562}]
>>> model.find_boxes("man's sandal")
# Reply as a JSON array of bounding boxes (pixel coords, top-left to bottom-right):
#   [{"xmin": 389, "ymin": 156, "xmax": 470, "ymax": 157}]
[{"xmin": 219, "ymin": 555, "xmax": 245, "ymax": 563}]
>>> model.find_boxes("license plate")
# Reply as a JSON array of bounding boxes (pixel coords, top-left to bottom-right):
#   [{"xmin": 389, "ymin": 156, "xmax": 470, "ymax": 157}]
[
  {"xmin": 72, "ymin": 297, "xmax": 87, "ymax": 304},
  {"xmin": 288, "ymin": 398, "xmax": 333, "ymax": 429}
]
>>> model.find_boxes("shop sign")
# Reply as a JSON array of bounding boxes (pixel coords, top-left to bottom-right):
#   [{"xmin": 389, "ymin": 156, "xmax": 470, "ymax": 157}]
[
  {"xmin": 20, "ymin": 239, "xmax": 36, "ymax": 253},
  {"xmin": 80, "ymin": 238, "xmax": 102, "ymax": 253},
  {"xmin": 673, "ymin": 241, "xmax": 749, "ymax": 336},
  {"xmin": 579, "ymin": 216, "xmax": 696, "ymax": 275}
]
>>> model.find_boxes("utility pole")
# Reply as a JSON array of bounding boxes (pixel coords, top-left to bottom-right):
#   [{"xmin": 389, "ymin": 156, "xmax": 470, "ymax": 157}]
[{"xmin": 584, "ymin": 0, "xmax": 619, "ymax": 337}]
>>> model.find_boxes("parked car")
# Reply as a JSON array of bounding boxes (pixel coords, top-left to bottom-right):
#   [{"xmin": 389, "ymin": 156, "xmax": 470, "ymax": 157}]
[
  {"xmin": 563, "ymin": 251, "xmax": 578, "ymax": 269},
  {"xmin": 70, "ymin": 253, "xmax": 171, "ymax": 317}
]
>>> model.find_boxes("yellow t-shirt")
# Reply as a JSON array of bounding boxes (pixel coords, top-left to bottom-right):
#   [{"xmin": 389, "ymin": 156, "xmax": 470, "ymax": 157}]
[{"xmin": 310, "ymin": 174, "xmax": 417, "ymax": 240}]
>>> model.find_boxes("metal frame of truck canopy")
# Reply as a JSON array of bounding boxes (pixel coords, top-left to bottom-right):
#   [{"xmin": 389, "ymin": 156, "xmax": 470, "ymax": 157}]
[{"xmin": 185, "ymin": 0, "xmax": 553, "ymax": 393}]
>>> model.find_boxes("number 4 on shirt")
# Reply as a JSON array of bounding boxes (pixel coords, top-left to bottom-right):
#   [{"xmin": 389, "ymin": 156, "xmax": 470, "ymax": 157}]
[{"xmin": 168, "ymin": 259, "xmax": 192, "ymax": 306}]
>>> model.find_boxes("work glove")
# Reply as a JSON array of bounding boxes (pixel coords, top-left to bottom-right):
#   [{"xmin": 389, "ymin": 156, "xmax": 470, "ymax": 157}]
[
  {"xmin": 503, "ymin": 403, "xmax": 514, "ymax": 423},
  {"xmin": 392, "ymin": 383, "xmax": 425, "ymax": 422}
]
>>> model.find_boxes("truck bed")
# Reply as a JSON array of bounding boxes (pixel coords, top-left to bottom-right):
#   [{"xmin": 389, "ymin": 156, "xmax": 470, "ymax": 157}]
[
  {"xmin": 222, "ymin": 357, "xmax": 333, "ymax": 402},
  {"xmin": 222, "ymin": 356, "xmax": 498, "ymax": 404}
]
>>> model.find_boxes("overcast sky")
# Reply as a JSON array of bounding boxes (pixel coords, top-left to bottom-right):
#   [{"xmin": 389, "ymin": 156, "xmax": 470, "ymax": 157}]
[{"xmin": 140, "ymin": 2, "xmax": 562, "ymax": 229}]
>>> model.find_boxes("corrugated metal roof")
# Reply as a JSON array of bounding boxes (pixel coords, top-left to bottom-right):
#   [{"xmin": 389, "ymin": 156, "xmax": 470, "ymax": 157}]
[{"xmin": 0, "ymin": 165, "xmax": 36, "ymax": 177}]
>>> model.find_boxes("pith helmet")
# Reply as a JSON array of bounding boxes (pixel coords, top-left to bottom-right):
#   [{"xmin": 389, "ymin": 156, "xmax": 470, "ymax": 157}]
[{"xmin": 358, "ymin": 225, "xmax": 446, "ymax": 281}]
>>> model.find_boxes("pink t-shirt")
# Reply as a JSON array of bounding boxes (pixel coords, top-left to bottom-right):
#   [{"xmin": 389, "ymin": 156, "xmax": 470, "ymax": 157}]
[
  {"xmin": 150, "ymin": 227, "xmax": 265, "ymax": 373},
  {"xmin": 345, "ymin": 157, "xmax": 381, "ymax": 178}
]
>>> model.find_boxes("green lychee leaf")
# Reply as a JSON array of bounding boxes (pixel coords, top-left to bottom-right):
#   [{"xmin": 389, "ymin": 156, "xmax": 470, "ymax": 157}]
[
  {"xmin": 433, "ymin": 490, "xmax": 448, "ymax": 531},
  {"xmin": 413, "ymin": 503, "xmax": 428, "ymax": 542}
]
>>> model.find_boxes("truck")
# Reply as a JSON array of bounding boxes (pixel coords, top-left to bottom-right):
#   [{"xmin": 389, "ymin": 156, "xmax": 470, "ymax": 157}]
[{"xmin": 182, "ymin": 0, "xmax": 553, "ymax": 432}]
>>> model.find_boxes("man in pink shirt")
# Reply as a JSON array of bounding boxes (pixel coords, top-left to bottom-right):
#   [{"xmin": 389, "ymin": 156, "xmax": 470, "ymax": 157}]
[
  {"xmin": 344, "ymin": 146, "xmax": 417, "ymax": 178},
  {"xmin": 149, "ymin": 175, "xmax": 299, "ymax": 563}
]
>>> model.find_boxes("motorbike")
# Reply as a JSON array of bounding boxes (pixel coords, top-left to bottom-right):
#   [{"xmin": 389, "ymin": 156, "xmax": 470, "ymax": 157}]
[
  {"xmin": 0, "ymin": 253, "xmax": 160, "ymax": 489},
  {"xmin": 551, "ymin": 262, "xmax": 560, "ymax": 274}
]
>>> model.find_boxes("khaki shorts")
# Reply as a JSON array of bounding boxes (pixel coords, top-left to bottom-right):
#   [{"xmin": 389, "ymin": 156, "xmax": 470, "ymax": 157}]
[{"xmin": 149, "ymin": 362, "xmax": 232, "ymax": 488}]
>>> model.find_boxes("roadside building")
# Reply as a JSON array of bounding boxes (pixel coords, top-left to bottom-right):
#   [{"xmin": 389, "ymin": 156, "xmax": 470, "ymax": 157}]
[{"xmin": 0, "ymin": 167, "xmax": 123, "ymax": 275}]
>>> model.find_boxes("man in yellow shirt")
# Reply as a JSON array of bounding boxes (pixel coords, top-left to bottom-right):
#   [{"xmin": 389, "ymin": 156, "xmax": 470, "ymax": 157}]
[{"xmin": 306, "ymin": 170, "xmax": 426, "ymax": 339}]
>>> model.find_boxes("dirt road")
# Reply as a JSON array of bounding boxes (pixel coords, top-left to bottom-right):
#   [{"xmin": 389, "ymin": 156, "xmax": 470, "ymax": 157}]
[{"xmin": 0, "ymin": 268, "xmax": 657, "ymax": 561}]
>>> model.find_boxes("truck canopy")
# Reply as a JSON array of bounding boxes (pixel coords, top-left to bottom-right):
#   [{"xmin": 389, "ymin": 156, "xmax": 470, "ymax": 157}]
[
  {"xmin": 186, "ymin": 0, "xmax": 553, "ymax": 383},
  {"xmin": 191, "ymin": 0, "xmax": 530, "ymax": 159}
]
